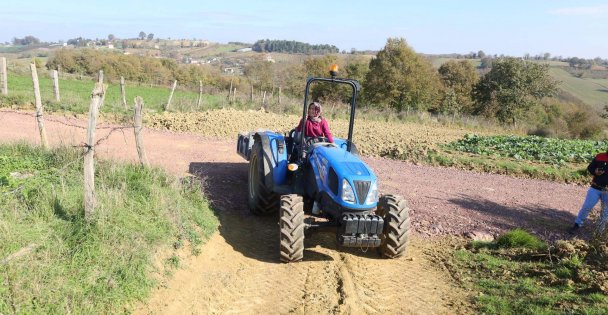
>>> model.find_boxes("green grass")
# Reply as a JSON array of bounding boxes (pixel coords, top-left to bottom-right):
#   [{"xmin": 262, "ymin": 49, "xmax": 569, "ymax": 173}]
[
  {"xmin": 2, "ymin": 72, "xmax": 227, "ymax": 114},
  {"xmin": 450, "ymin": 230, "xmax": 608, "ymax": 314},
  {"xmin": 550, "ymin": 67, "xmax": 608, "ymax": 110},
  {"xmin": 0, "ymin": 143, "xmax": 218, "ymax": 314}
]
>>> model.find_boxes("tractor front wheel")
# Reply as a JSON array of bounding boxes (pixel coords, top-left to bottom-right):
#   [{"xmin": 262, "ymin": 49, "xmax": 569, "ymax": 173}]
[
  {"xmin": 377, "ymin": 194, "xmax": 410, "ymax": 259},
  {"xmin": 280, "ymin": 194, "xmax": 305, "ymax": 263}
]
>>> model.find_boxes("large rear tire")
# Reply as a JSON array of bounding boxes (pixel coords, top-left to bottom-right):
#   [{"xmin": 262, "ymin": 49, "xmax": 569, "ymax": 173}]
[
  {"xmin": 280, "ymin": 194, "xmax": 305, "ymax": 263},
  {"xmin": 248, "ymin": 141, "xmax": 279, "ymax": 215},
  {"xmin": 377, "ymin": 194, "xmax": 410, "ymax": 259}
]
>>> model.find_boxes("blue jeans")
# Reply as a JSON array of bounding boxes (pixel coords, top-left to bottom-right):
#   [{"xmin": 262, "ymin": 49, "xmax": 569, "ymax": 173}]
[{"xmin": 575, "ymin": 187, "xmax": 608, "ymax": 231}]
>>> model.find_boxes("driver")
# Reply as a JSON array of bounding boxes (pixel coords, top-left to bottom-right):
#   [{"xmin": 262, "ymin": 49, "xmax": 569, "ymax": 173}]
[{"xmin": 296, "ymin": 102, "xmax": 334, "ymax": 143}]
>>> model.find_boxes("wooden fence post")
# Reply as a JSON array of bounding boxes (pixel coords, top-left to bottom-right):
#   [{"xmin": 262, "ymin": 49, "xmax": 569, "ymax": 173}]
[
  {"xmin": 197, "ymin": 80, "xmax": 203, "ymax": 108},
  {"xmin": 250, "ymin": 85, "xmax": 254, "ymax": 102},
  {"xmin": 120, "ymin": 76, "xmax": 127, "ymax": 108},
  {"xmin": 30, "ymin": 64, "xmax": 48, "ymax": 149},
  {"xmin": 52, "ymin": 70, "xmax": 60, "ymax": 102},
  {"xmin": 232, "ymin": 87, "xmax": 237, "ymax": 102},
  {"xmin": 133, "ymin": 96, "xmax": 149, "ymax": 166},
  {"xmin": 97, "ymin": 70, "xmax": 106, "ymax": 107},
  {"xmin": 84, "ymin": 83, "xmax": 105, "ymax": 220},
  {"xmin": 1, "ymin": 57, "xmax": 7, "ymax": 95},
  {"xmin": 262, "ymin": 91, "xmax": 267, "ymax": 107},
  {"xmin": 165, "ymin": 80, "xmax": 177, "ymax": 111},
  {"xmin": 228, "ymin": 78, "xmax": 233, "ymax": 99},
  {"xmin": 278, "ymin": 86, "xmax": 282, "ymax": 105}
]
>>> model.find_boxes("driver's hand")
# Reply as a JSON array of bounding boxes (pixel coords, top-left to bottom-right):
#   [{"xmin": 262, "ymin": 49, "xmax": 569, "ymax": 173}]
[{"xmin": 595, "ymin": 168, "xmax": 605, "ymax": 176}]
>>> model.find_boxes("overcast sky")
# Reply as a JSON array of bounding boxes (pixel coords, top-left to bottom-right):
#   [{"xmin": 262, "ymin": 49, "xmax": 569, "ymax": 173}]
[{"xmin": 1, "ymin": 0, "xmax": 607, "ymax": 58}]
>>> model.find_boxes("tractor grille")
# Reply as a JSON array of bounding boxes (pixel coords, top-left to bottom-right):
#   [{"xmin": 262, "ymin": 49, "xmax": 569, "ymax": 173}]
[{"xmin": 353, "ymin": 180, "xmax": 371, "ymax": 205}]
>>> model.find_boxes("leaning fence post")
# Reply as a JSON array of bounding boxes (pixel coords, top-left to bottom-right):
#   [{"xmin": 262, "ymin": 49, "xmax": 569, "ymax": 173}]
[
  {"xmin": 262, "ymin": 91, "xmax": 267, "ymax": 107},
  {"xmin": 165, "ymin": 80, "xmax": 177, "ymax": 111},
  {"xmin": 250, "ymin": 85, "xmax": 254, "ymax": 102},
  {"xmin": 84, "ymin": 82, "xmax": 105, "ymax": 220},
  {"xmin": 133, "ymin": 97, "xmax": 149, "ymax": 166},
  {"xmin": 30, "ymin": 63, "xmax": 48, "ymax": 149},
  {"xmin": 197, "ymin": 80, "xmax": 203, "ymax": 108},
  {"xmin": 1, "ymin": 57, "xmax": 7, "ymax": 95},
  {"xmin": 232, "ymin": 87, "xmax": 237, "ymax": 102},
  {"xmin": 52, "ymin": 69, "xmax": 60, "ymax": 102},
  {"xmin": 120, "ymin": 76, "xmax": 127, "ymax": 109},
  {"xmin": 278, "ymin": 86, "xmax": 282, "ymax": 105}
]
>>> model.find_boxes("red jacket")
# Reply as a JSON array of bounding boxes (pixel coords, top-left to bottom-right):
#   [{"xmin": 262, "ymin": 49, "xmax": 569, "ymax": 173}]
[{"xmin": 296, "ymin": 117, "xmax": 334, "ymax": 143}]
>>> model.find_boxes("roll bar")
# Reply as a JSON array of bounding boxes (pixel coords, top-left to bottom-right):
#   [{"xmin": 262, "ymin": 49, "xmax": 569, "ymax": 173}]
[{"xmin": 298, "ymin": 76, "xmax": 361, "ymax": 162}]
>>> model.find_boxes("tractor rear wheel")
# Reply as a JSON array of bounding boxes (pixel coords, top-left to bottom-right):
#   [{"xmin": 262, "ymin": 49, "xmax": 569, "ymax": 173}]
[
  {"xmin": 377, "ymin": 194, "xmax": 410, "ymax": 259},
  {"xmin": 248, "ymin": 141, "xmax": 279, "ymax": 215},
  {"xmin": 280, "ymin": 194, "xmax": 305, "ymax": 263}
]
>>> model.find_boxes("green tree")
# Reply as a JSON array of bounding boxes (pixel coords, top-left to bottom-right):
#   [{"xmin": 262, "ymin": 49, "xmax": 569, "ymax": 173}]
[
  {"xmin": 363, "ymin": 38, "xmax": 442, "ymax": 111},
  {"xmin": 138, "ymin": 31, "xmax": 146, "ymax": 40},
  {"xmin": 12, "ymin": 36, "xmax": 41, "ymax": 45},
  {"xmin": 244, "ymin": 57, "xmax": 275, "ymax": 92},
  {"xmin": 480, "ymin": 57, "xmax": 493, "ymax": 69},
  {"xmin": 108, "ymin": 34, "xmax": 115, "ymax": 42},
  {"xmin": 147, "ymin": 33, "xmax": 154, "ymax": 41},
  {"xmin": 438, "ymin": 60, "xmax": 479, "ymax": 115},
  {"xmin": 473, "ymin": 57, "xmax": 558, "ymax": 124},
  {"xmin": 303, "ymin": 55, "xmax": 346, "ymax": 103},
  {"xmin": 344, "ymin": 58, "xmax": 369, "ymax": 84}
]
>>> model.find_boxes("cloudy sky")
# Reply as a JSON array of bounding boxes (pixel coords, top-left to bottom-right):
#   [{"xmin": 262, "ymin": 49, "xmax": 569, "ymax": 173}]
[{"xmin": 1, "ymin": 0, "xmax": 607, "ymax": 58}]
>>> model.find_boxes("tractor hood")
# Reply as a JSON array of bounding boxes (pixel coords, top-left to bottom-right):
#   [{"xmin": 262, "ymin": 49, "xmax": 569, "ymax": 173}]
[{"xmin": 310, "ymin": 143, "xmax": 378, "ymax": 208}]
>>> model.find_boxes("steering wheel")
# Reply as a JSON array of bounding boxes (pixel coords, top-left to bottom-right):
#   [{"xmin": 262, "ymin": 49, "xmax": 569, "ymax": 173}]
[{"xmin": 305, "ymin": 137, "xmax": 331, "ymax": 146}]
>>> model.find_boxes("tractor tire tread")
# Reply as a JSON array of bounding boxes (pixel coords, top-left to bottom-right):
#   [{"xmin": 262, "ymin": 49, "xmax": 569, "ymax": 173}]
[
  {"xmin": 378, "ymin": 194, "xmax": 411, "ymax": 259},
  {"xmin": 280, "ymin": 194, "xmax": 305, "ymax": 263}
]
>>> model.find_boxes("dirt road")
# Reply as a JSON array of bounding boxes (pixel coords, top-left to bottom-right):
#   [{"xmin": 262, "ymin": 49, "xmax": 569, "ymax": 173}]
[{"xmin": 0, "ymin": 110, "xmax": 588, "ymax": 314}]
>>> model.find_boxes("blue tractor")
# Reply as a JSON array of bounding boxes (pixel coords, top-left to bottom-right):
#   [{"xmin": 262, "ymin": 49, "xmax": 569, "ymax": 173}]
[{"xmin": 236, "ymin": 65, "xmax": 410, "ymax": 262}]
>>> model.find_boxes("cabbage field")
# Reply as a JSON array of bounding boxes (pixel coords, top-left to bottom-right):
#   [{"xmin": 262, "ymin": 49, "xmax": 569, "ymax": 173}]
[{"xmin": 446, "ymin": 134, "xmax": 606, "ymax": 166}]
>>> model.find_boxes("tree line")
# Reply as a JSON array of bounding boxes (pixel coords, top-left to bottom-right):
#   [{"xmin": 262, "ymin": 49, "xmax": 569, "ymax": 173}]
[
  {"xmin": 46, "ymin": 49, "xmax": 233, "ymax": 90},
  {"xmin": 294, "ymin": 38, "xmax": 604, "ymax": 139},
  {"xmin": 252, "ymin": 39, "xmax": 339, "ymax": 54},
  {"xmin": 44, "ymin": 38, "xmax": 605, "ymax": 139}
]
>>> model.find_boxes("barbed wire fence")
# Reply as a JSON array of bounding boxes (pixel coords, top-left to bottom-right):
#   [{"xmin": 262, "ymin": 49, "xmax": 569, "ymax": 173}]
[{"xmin": 0, "ymin": 64, "xmax": 150, "ymax": 221}]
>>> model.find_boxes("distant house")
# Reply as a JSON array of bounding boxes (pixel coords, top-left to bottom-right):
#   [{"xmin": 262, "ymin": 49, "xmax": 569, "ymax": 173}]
[
  {"xmin": 108, "ymin": 44, "xmax": 114, "ymax": 49},
  {"xmin": 237, "ymin": 47, "xmax": 252, "ymax": 52}
]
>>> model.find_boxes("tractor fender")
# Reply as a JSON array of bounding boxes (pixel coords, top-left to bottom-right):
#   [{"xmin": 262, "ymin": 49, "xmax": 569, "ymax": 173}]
[{"xmin": 254, "ymin": 132, "xmax": 288, "ymax": 190}]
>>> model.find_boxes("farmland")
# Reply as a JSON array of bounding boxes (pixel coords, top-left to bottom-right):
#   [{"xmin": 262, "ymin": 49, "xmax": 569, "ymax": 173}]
[
  {"xmin": 550, "ymin": 67, "xmax": 608, "ymax": 110},
  {"xmin": 1, "ymin": 44, "xmax": 608, "ymax": 314}
]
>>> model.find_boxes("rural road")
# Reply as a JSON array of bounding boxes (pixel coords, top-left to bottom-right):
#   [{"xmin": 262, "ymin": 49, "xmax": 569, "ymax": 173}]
[{"xmin": 0, "ymin": 110, "xmax": 589, "ymax": 314}]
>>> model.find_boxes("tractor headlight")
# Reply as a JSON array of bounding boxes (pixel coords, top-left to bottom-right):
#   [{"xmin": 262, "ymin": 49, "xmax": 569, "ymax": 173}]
[
  {"xmin": 365, "ymin": 181, "xmax": 378, "ymax": 205},
  {"xmin": 342, "ymin": 179, "xmax": 356, "ymax": 204}
]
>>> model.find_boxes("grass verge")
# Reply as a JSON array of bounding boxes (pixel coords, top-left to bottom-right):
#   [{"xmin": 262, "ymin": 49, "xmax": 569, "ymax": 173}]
[
  {"xmin": 440, "ymin": 230, "xmax": 608, "ymax": 314},
  {"xmin": 0, "ymin": 143, "xmax": 218, "ymax": 314}
]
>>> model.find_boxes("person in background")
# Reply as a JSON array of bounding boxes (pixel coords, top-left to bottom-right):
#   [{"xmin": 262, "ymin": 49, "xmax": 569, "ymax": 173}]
[
  {"xmin": 570, "ymin": 151, "xmax": 608, "ymax": 234},
  {"xmin": 296, "ymin": 102, "xmax": 334, "ymax": 143}
]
